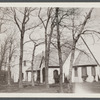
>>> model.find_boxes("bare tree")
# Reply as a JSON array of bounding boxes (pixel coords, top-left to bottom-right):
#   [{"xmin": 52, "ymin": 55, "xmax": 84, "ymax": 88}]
[
  {"xmin": 51, "ymin": 8, "xmax": 75, "ymax": 92},
  {"xmin": 29, "ymin": 33, "xmax": 44, "ymax": 86},
  {"xmin": 55, "ymin": 7, "xmax": 63, "ymax": 92},
  {"xmin": 53, "ymin": 8, "xmax": 94, "ymax": 92},
  {"xmin": 7, "ymin": 33, "xmax": 17, "ymax": 86},
  {"xmin": 67, "ymin": 8, "xmax": 93, "ymax": 92},
  {"xmin": 0, "ymin": 8, "xmax": 10, "ymax": 71},
  {"xmin": 12, "ymin": 7, "xmax": 36, "ymax": 88},
  {"xmin": 38, "ymin": 8, "xmax": 55, "ymax": 88},
  {"xmin": 0, "ymin": 37, "xmax": 9, "ymax": 71}
]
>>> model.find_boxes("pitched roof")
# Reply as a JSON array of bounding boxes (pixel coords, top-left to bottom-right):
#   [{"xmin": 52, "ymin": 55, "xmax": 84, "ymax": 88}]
[
  {"xmin": 73, "ymin": 52, "xmax": 97, "ymax": 67},
  {"xmin": 26, "ymin": 53, "xmax": 44, "ymax": 71},
  {"xmin": 26, "ymin": 42, "xmax": 72, "ymax": 71},
  {"xmin": 49, "ymin": 45, "xmax": 71, "ymax": 66}
]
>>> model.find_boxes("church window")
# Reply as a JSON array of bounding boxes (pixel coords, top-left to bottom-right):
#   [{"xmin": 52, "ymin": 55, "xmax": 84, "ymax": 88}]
[
  {"xmin": 74, "ymin": 67, "xmax": 78, "ymax": 77},
  {"xmin": 91, "ymin": 67, "xmax": 96, "ymax": 76},
  {"xmin": 24, "ymin": 60, "xmax": 26, "ymax": 66},
  {"xmin": 82, "ymin": 67, "xmax": 87, "ymax": 77}
]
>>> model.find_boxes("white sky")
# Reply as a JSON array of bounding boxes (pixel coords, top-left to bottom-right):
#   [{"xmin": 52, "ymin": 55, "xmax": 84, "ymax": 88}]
[
  {"xmin": 22, "ymin": 8, "xmax": 100, "ymax": 64},
  {"xmin": 0, "ymin": 7, "xmax": 100, "ymax": 65}
]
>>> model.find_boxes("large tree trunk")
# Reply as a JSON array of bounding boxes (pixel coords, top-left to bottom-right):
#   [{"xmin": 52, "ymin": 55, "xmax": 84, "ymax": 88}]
[
  {"xmin": 45, "ymin": 30, "xmax": 49, "ymax": 88},
  {"xmin": 68, "ymin": 40, "xmax": 76, "ymax": 93},
  {"xmin": 8, "ymin": 52, "xmax": 11, "ymax": 86},
  {"xmin": 8, "ymin": 62, "xmax": 11, "ymax": 86},
  {"xmin": 31, "ymin": 45, "xmax": 36, "ymax": 86},
  {"xmin": 45, "ymin": 21, "xmax": 54, "ymax": 88},
  {"xmin": 56, "ymin": 7, "xmax": 63, "ymax": 93},
  {"xmin": 7, "ymin": 42, "xmax": 13, "ymax": 86},
  {"xmin": 19, "ymin": 33, "xmax": 24, "ymax": 88},
  {"xmin": 0, "ymin": 48, "xmax": 6, "ymax": 71},
  {"xmin": 0, "ymin": 60, "xmax": 3, "ymax": 71}
]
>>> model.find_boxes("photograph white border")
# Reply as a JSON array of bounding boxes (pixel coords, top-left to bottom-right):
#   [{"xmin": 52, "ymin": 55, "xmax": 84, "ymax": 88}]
[{"xmin": 0, "ymin": 2, "xmax": 100, "ymax": 98}]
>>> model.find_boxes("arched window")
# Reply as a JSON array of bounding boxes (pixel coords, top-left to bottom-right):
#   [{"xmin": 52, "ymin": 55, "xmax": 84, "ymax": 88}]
[
  {"xmin": 53, "ymin": 70, "xmax": 58, "ymax": 79},
  {"xmin": 42, "ymin": 68, "xmax": 45, "ymax": 82},
  {"xmin": 53, "ymin": 70, "xmax": 59, "ymax": 83}
]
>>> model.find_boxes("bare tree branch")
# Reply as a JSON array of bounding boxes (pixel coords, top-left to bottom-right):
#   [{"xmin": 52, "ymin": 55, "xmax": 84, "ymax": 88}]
[{"xmin": 13, "ymin": 9, "xmax": 21, "ymax": 32}]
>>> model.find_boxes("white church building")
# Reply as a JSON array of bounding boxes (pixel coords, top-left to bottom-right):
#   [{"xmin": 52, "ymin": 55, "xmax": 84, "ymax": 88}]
[{"xmin": 11, "ymin": 47, "xmax": 100, "ymax": 84}]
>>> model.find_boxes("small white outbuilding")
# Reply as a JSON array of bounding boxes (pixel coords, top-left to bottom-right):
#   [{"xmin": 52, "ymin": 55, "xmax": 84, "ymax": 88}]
[{"xmin": 72, "ymin": 52, "xmax": 99, "ymax": 83}]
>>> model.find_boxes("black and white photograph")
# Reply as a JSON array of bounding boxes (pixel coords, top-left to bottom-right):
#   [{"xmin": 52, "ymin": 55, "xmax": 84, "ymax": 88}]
[{"xmin": 0, "ymin": 3, "xmax": 100, "ymax": 97}]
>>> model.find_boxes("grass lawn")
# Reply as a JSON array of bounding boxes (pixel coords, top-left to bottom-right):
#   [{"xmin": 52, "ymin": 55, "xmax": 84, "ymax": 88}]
[
  {"xmin": 1, "ymin": 82, "xmax": 100, "ymax": 93},
  {"xmin": 0, "ymin": 83, "xmax": 74, "ymax": 93}
]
